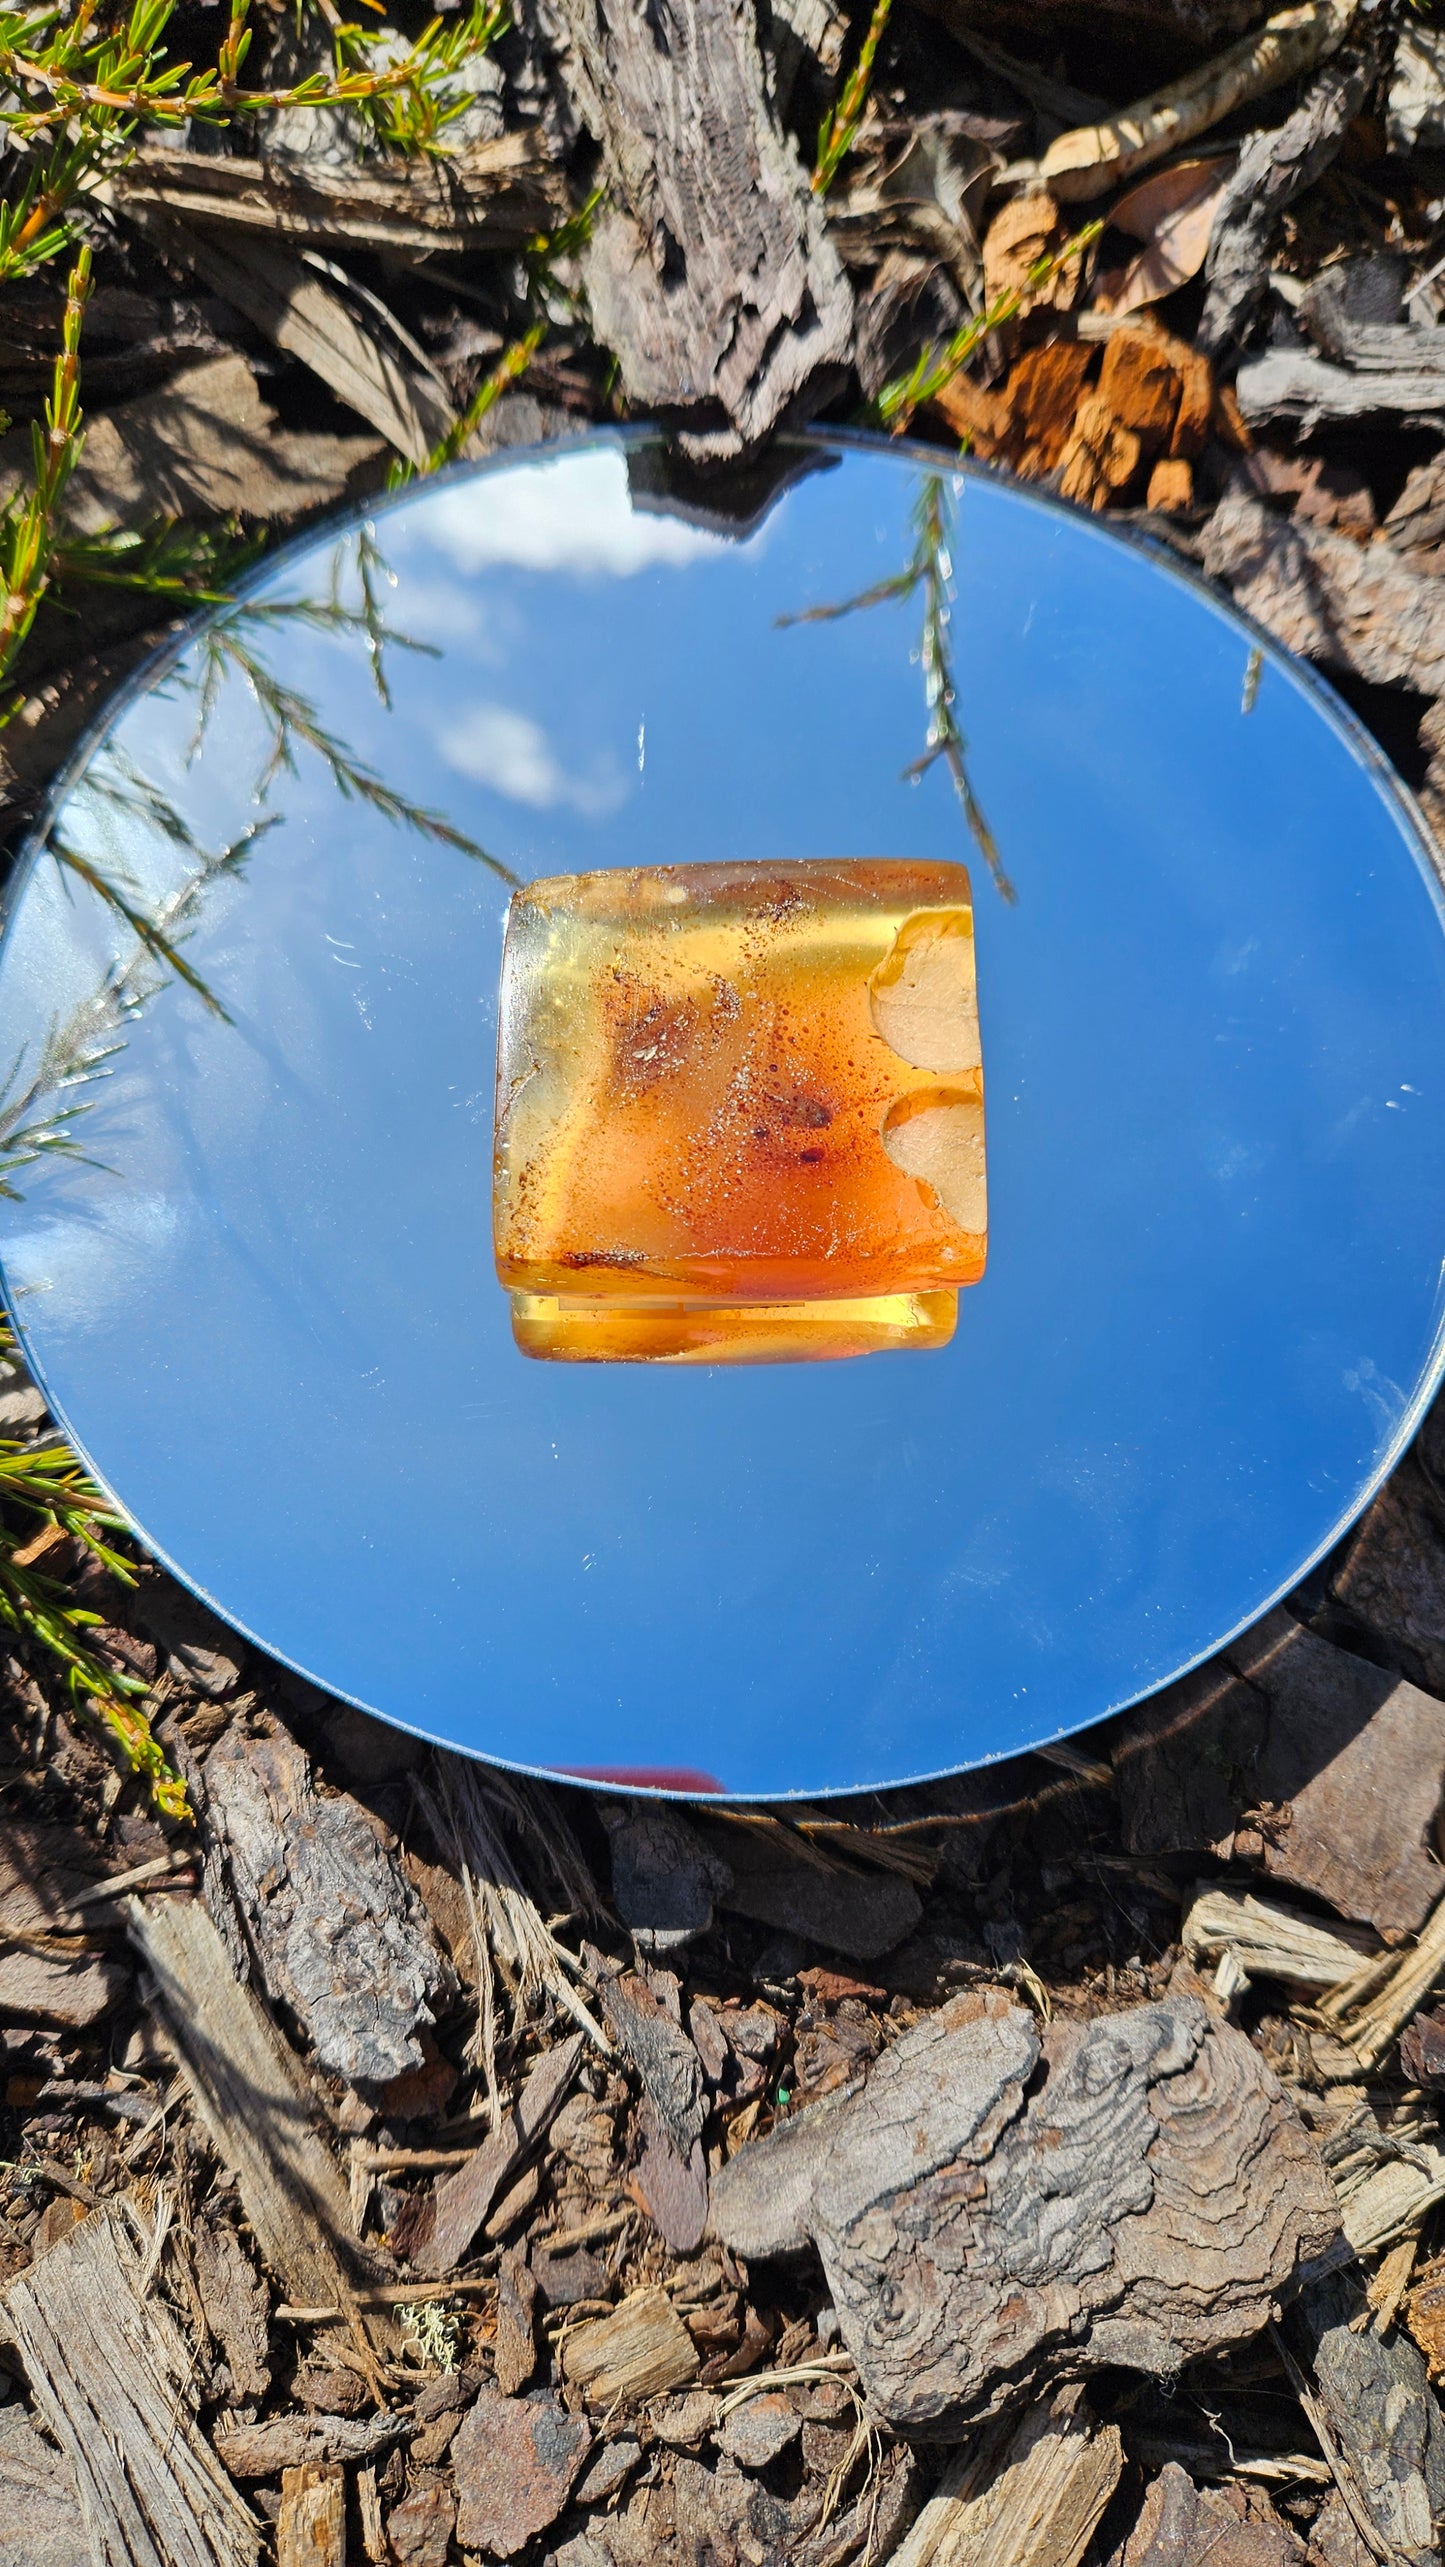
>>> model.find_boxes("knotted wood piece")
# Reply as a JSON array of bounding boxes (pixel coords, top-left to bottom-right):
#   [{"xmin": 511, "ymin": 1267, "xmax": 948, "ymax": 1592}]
[
  {"xmin": 546, "ymin": 0, "xmax": 853, "ymax": 458},
  {"xmin": 711, "ymin": 1991, "xmax": 1338, "ymax": 2435}
]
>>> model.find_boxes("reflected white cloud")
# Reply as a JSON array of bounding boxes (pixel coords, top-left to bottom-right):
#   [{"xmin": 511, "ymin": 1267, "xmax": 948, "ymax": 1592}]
[
  {"xmin": 436, "ymin": 702, "xmax": 628, "ymax": 817},
  {"xmin": 417, "ymin": 447, "xmax": 728, "ymax": 580}
]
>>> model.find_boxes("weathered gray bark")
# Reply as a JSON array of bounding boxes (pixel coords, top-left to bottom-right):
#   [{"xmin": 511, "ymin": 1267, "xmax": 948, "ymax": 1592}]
[
  {"xmin": 1199, "ymin": 31, "xmax": 1380, "ymax": 360},
  {"xmin": 201, "ymin": 1725, "xmax": 453, "ymax": 2086},
  {"xmin": 544, "ymin": 0, "xmax": 853, "ymax": 457},
  {"xmin": 712, "ymin": 1990, "xmax": 1338, "ymax": 2435},
  {"xmin": 1288, "ymin": 2271, "xmax": 1445, "ymax": 2566}
]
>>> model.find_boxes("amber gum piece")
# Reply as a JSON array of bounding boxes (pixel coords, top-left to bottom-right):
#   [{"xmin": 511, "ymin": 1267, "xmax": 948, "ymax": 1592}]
[
  {"xmin": 493, "ymin": 859, "xmax": 986, "ymax": 1362},
  {"xmin": 508, "ymin": 1289, "xmax": 959, "ymax": 1365}
]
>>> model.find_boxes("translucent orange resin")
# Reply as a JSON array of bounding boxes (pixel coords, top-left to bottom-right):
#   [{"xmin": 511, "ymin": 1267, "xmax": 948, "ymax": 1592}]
[{"xmin": 493, "ymin": 859, "xmax": 987, "ymax": 1363}]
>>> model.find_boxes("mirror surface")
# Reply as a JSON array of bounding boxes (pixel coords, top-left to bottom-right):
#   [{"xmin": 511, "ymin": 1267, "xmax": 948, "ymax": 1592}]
[{"xmin": 3, "ymin": 432, "xmax": 1444, "ymax": 1797}]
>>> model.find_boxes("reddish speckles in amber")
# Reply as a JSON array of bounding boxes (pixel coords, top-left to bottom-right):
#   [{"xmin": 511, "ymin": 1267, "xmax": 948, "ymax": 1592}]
[{"xmin": 493, "ymin": 859, "xmax": 987, "ymax": 1363}]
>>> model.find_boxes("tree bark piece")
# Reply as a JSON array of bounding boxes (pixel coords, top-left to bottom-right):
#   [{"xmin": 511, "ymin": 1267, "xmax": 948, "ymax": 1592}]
[
  {"xmin": 191, "ymin": 2207, "xmax": 271, "ymax": 2403},
  {"xmin": 200, "ymin": 1727, "xmax": 452, "ymax": 2088},
  {"xmin": 126, "ymin": 1896, "xmax": 386, "ymax": 2391},
  {"xmin": 215, "ymin": 2417, "xmax": 406, "ymax": 2479},
  {"xmin": 277, "ymin": 2466, "xmax": 345, "ymax": 2567},
  {"xmin": 108, "ymin": 133, "xmax": 556, "ymax": 256},
  {"xmin": 892, "ymin": 2392, "xmax": 1123, "ymax": 2567},
  {"xmin": 1202, "ymin": 489, "xmax": 1445, "ymax": 699},
  {"xmin": 1038, "ymin": 0, "xmax": 1357, "ymax": 204},
  {"xmin": 1197, "ymin": 27, "xmax": 1377, "ymax": 358},
  {"xmin": 1235, "ymin": 346, "xmax": 1445, "ymax": 429},
  {"xmin": 547, "ymin": 0, "xmax": 853, "ymax": 457},
  {"xmin": 493, "ymin": 2246, "xmax": 538, "ymax": 2397},
  {"xmin": 2, "ymin": 2202, "xmax": 260, "ymax": 2567},
  {"xmin": 451, "ymin": 2387, "xmax": 591, "ymax": 2558},
  {"xmin": 410, "ymin": 2033, "xmax": 582, "ymax": 2277},
  {"xmin": 1117, "ymin": 1611, "xmax": 1445, "ymax": 1937},
  {"xmin": 1109, "ymin": 2461, "xmax": 1307, "ymax": 2563},
  {"xmin": 600, "ymin": 1963, "xmax": 709, "ymax": 2252},
  {"xmin": 124, "ymin": 206, "xmax": 454, "ymax": 462},
  {"xmin": 561, "ymin": 2285, "xmax": 701, "ymax": 2407},
  {"xmin": 1289, "ymin": 2272, "xmax": 1445, "ymax": 2567},
  {"xmin": 711, "ymin": 1989, "xmax": 1338, "ymax": 2434}
]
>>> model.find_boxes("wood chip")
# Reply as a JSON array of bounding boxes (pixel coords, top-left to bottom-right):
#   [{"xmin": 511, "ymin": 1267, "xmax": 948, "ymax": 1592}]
[
  {"xmin": 893, "ymin": 2391, "xmax": 1122, "ymax": 2567},
  {"xmin": 1183, "ymin": 1888, "xmax": 1380, "ymax": 1991},
  {"xmin": 1318, "ymin": 1891, "xmax": 1445, "ymax": 2071},
  {"xmin": 202, "ymin": 1726, "xmax": 453, "ymax": 2087},
  {"xmin": 1039, "ymin": 0, "xmax": 1358, "ymax": 202},
  {"xmin": 3, "ymin": 2202, "xmax": 259, "ymax": 2567},
  {"xmin": 277, "ymin": 2466, "xmax": 344, "ymax": 2567},
  {"xmin": 108, "ymin": 133, "xmax": 556, "ymax": 256},
  {"xmin": 561, "ymin": 2285, "xmax": 702, "ymax": 2408},
  {"xmin": 549, "ymin": 0, "xmax": 852, "ymax": 456},
  {"xmin": 712, "ymin": 1988, "xmax": 1338, "ymax": 2433},
  {"xmin": 126, "ymin": 1896, "xmax": 386, "ymax": 2390},
  {"xmin": 412, "ymin": 2032, "xmax": 583, "ymax": 2277},
  {"xmin": 1203, "ymin": 489, "xmax": 1445, "ymax": 699},
  {"xmin": 598, "ymin": 1801, "xmax": 730, "ymax": 1953},
  {"xmin": 1109, "ymin": 2460, "xmax": 1306, "ymax": 2563},
  {"xmin": 452, "ymin": 2386, "xmax": 591, "ymax": 2558},
  {"xmin": 214, "ymin": 2415, "xmax": 407, "ymax": 2479},
  {"xmin": 0, "ymin": 1823, "xmax": 130, "ymax": 2027}
]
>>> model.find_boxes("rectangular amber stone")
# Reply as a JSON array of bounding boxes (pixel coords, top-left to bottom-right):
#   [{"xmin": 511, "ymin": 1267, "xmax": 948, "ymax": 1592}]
[{"xmin": 493, "ymin": 859, "xmax": 986, "ymax": 1362}]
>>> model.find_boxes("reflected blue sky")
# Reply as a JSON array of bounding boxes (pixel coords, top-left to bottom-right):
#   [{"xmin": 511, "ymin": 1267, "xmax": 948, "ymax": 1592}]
[{"xmin": 2, "ymin": 432, "xmax": 1444, "ymax": 1798}]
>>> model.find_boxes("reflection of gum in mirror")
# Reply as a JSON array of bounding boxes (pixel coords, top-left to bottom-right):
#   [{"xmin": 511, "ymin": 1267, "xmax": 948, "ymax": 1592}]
[{"xmin": 492, "ymin": 859, "xmax": 987, "ymax": 1363}]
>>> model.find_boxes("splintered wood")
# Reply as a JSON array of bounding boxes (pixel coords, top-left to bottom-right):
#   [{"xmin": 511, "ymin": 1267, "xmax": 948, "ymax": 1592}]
[
  {"xmin": 126, "ymin": 1895, "xmax": 386, "ymax": 2391},
  {"xmin": 3, "ymin": 2202, "xmax": 259, "ymax": 2567},
  {"xmin": 712, "ymin": 1989, "xmax": 1338, "ymax": 2432},
  {"xmin": 277, "ymin": 2466, "xmax": 344, "ymax": 2567},
  {"xmin": 892, "ymin": 2395, "xmax": 1123, "ymax": 2567}
]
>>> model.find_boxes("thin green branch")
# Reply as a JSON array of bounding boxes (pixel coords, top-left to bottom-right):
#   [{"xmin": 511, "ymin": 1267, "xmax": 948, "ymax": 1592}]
[
  {"xmin": 0, "ymin": 243, "xmax": 89, "ymax": 698},
  {"xmin": 779, "ymin": 474, "xmax": 1014, "ymax": 903},
  {"xmin": 814, "ymin": 0, "xmax": 892, "ymax": 197},
  {"xmin": 877, "ymin": 221, "xmax": 1102, "ymax": 431}
]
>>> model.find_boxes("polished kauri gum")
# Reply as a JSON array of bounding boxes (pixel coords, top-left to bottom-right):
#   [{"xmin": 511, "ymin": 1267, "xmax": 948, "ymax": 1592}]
[{"xmin": 493, "ymin": 858, "xmax": 986, "ymax": 1363}]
